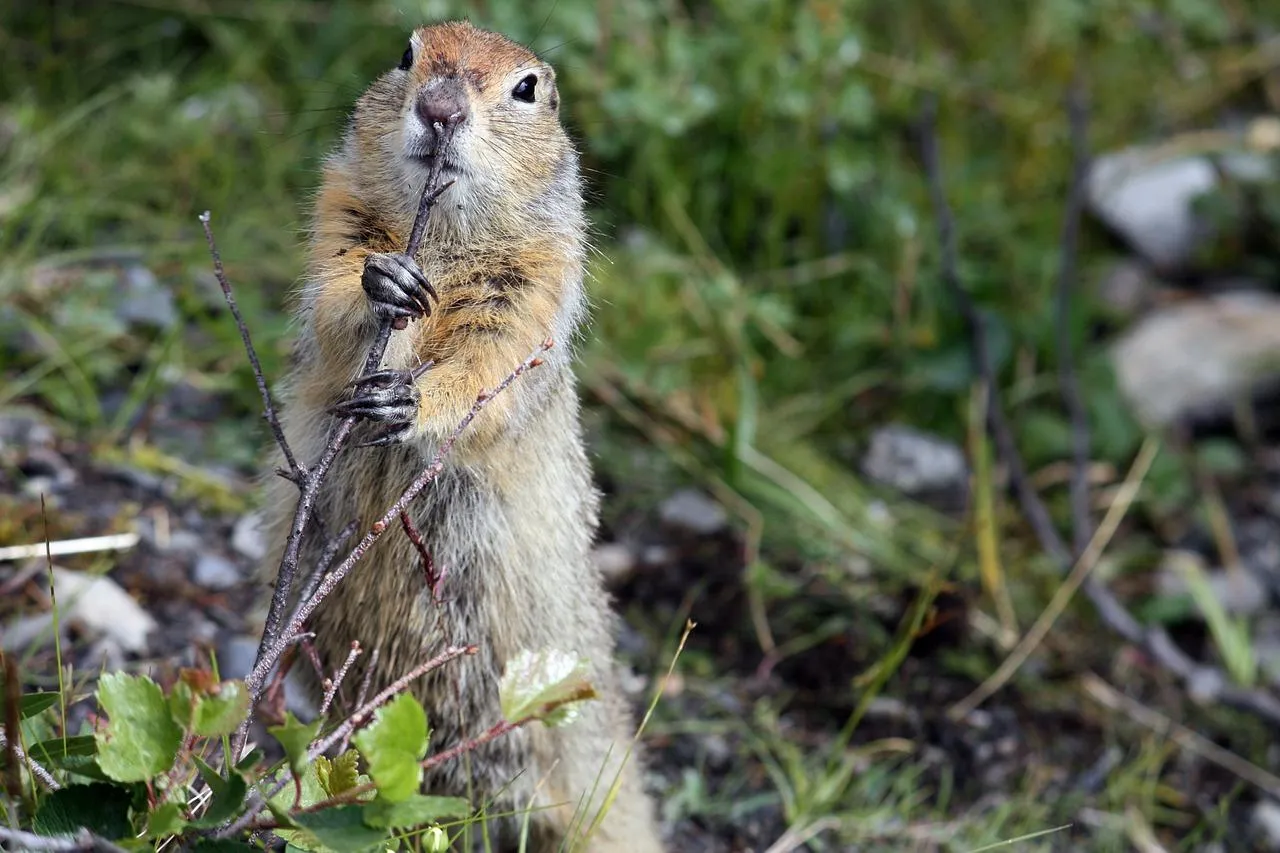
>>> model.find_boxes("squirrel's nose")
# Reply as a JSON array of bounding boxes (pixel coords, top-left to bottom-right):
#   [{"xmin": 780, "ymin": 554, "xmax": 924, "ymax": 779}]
[{"xmin": 416, "ymin": 79, "xmax": 468, "ymax": 132}]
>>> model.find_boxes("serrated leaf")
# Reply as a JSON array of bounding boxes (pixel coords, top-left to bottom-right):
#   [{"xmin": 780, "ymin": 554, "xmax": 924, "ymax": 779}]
[
  {"xmin": 190, "ymin": 756, "xmax": 249, "ymax": 827},
  {"xmin": 32, "ymin": 783, "xmax": 133, "ymax": 840},
  {"xmin": 147, "ymin": 801, "xmax": 186, "ymax": 838},
  {"xmin": 191, "ymin": 680, "xmax": 250, "ymax": 736},
  {"xmin": 267, "ymin": 757, "xmax": 332, "ymax": 813},
  {"xmin": 289, "ymin": 805, "xmax": 387, "ymax": 853},
  {"xmin": 15, "ymin": 692, "xmax": 60, "ymax": 720},
  {"xmin": 362, "ymin": 793, "xmax": 469, "ymax": 829},
  {"xmin": 94, "ymin": 672, "xmax": 183, "ymax": 782},
  {"xmin": 499, "ymin": 649, "xmax": 597, "ymax": 726},
  {"xmin": 351, "ymin": 694, "xmax": 428, "ymax": 803},
  {"xmin": 269, "ymin": 712, "xmax": 321, "ymax": 777},
  {"xmin": 316, "ymin": 750, "xmax": 362, "ymax": 797}
]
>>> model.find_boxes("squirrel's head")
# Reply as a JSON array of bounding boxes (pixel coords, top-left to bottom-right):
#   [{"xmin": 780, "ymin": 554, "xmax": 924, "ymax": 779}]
[{"xmin": 350, "ymin": 21, "xmax": 580, "ymax": 240}]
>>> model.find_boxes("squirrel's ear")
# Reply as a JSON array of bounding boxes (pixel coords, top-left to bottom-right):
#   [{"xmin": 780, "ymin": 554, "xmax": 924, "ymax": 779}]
[{"xmin": 398, "ymin": 42, "xmax": 414, "ymax": 71}]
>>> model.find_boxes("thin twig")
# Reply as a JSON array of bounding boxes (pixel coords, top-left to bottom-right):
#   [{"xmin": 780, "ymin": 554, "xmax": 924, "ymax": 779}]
[
  {"xmin": 245, "ymin": 341, "xmax": 553, "ymax": 696},
  {"xmin": 199, "ymin": 212, "xmax": 299, "ymax": 477},
  {"xmin": 310, "ymin": 645, "xmax": 476, "ymax": 760},
  {"xmin": 1082, "ymin": 673, "xmax": 1280, "ymax": 800},
  {"xmin": 234, "ymin": 167, "xmax": 456, "ymax": 758},
  {"xmin": 217, "ymin": 646, "xmax": 475, "ymax": 840},
  {"xmin": 319, "ymin": 642, "xmax": 362, "ymax": 717},
  {"xmin": 288, "ymin": 520, "xmax": 358, "ymax": 633},
  {"xmin": 0, "ymin": 730, "xmax": 61, "ymax": 792},
  {"xmin": 949, "ymin": 438, "xmax": 1158, "ymax": 719},
  {"xmin": 0, "ymin": 827, "xmax": 129, "ymax": 853},
  {"xmin": 1057, "ymin": 77, "xmax": 1093, "ymax": 559},
  {"xmin": 918, "ymin": 94, "xmax": 1280, "ymax": 726}
]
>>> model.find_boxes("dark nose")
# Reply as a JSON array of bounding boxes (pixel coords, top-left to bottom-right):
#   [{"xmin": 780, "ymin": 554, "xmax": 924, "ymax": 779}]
[{"xmin": 416, "ymin": 79, "xmax": 468, "ymax": 131}]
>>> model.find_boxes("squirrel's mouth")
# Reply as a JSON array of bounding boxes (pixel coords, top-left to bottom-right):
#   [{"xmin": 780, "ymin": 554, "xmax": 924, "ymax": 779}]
[{"xmin": 406, "ymin": 144, "xmax": 466, "ymax": 177}]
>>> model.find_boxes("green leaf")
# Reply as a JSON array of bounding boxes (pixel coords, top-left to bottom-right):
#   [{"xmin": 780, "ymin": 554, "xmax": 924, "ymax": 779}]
[
  {"xmin": 192, "ymin": 680, "xmax": 251, "ymax": 737},
  {"xmin": 235, "ymin": 747, "xmax": 264, "ymax": 775},
  {"xmin": 190, "ymin": 756, "xmax": 249, "ymax": 828},
  {"xmin": 362, "ymin": 793, "xmax": 469, "ymax": 830},
  {"xmin": 288, "ymin": 805, "xmax": 387, "ymax": 853},
  {"xmin": 15, "ymin": 692, "xmax": 60, "ymax": 720},
  {"xmin": 147, "ymin": 801, "xmax": 186, "ymax": 838},
  {"xmin": 499, "ymin": 649, "xmax": 597, "ymax": 727},
  {"xmin": 268, "ymin": 712, "xmax": 321, "ymax": 777},
  {"xmin": 32, "ymin": 783, "xmax": 133, "ymax": 840},
  {"xmin": 351, "ymin": 694, "xmax": 428, "ymax": 803},
  {"xmin": 94, "ymin": 673, "xmax": 183, "ymax": 782},
  {"xmin": 28, "ymin": 734, "xmax": 97, "ymax": 763},
  {"xmin": 316, "ymin": 750, "xmax": 362, "ymax": 797}
]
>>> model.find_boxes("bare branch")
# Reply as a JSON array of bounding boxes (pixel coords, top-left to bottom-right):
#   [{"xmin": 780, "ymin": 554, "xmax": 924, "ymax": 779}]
[
  {"xmin": 918, "ymin": 94, "xmax": 1280, "ymax": 726},
  {"xmin": 1056, "ymin": 77, "xmax": 1093, "ymax": 558},
  {"xmin": 245, "ymin": 340, "xmax": 553, "ymax": 696},
  {"xmin": 320, "ymin": 642, "xmax": 362, "ymax": 717},
  {"xmin": 0, "ymin": 730, "xmax": 60, "ymax": 792},
  {"xmin": 199, "ymin": 211, "xmax": 299, "ymax": 477},
  {"xmin": 0, "ymin": 827, "xmax": 128, "ymax": 853}
]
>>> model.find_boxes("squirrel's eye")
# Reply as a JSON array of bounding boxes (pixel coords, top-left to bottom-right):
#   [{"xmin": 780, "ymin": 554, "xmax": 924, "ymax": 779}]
[
  {"xmin": 512, "ymin": 74, "xmax": 537, "ymax": 103},
  {"xmin": 398, "ymin": 44, "xmax": 414, "ymax": 71}
]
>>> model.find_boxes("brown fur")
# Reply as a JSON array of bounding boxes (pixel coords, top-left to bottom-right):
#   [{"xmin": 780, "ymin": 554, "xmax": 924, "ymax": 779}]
[{"xmin": 258, "ymin": 21, "xmax": 663, "ymax": 852}]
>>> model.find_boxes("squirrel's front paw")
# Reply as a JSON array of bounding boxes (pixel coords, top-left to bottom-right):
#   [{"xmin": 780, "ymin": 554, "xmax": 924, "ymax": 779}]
[
  {"xmin": 362, "ymin": 252, "xmax": 438, "ymax": 325},
  {"xmin": 330, "ymin": 367, "xmax": 424, "ymax": 446}
]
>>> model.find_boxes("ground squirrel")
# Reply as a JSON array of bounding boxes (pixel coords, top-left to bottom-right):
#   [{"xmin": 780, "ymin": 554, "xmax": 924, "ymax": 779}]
[{"xmin": 257, "ymin": 21, "xmax": 664, "ymax": 853}]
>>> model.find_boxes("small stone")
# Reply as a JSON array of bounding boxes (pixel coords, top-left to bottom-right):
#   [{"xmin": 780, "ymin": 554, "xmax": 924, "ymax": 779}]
[
  {"xmin": 1093, "ymin": 259, "xmax": 1159, "ymax": 319},
  {"xmin": 232, "ymin": 511, "xmax": 268, "ymax": 561},
  {"xmin": 592, "ymin": 542, "xmax": 636, "ymax": 584},
  {"xmin": 2, "ymin": 567, "xmax": 156, "ymax": 654},
  {"xmin": 114, "ymin": 264, "xmax": 178, "ymax": 330},
  {"xmin": 1112, "ymin": 292, "xmax": 1280, "ymax": 429},
  {"xmin": 659, "ymin": 489, "xmax": 728, "ymax": 535},
  {"xmin": 217, "ymin": 636, "xmax": 260, "ymax": 681},
  {"xmin": 641, "ymin": 545, "xmax": 671, "ymax": 566},
  {"xmin": 1254, "ymin": 799, "xmax": 1280, "ymax": 851},
  {"xmin": 861, "ymin": 424, "xmax": 968, "ymax": 497},
  {"xmin": 166, "ymin": 530, "xmax": 203, "ymax": 554},
  {"xmin": 1187, "ymin": 667, "xmax": 1225, "ymax": 704},
  {"xmin": 1087, "ymin": 144, "xmax": 1274, "ymax": 273},
  {"xmin": 194, "ymin": 552, "xmax": 241, "ymax": 590},
  {"xmin": 1157, "ymin": 550, "xmax": 1268, "ymax": 616}
]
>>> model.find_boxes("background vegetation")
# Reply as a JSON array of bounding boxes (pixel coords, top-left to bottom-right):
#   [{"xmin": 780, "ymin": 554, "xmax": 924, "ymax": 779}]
[{"xmin": 4, "ymin": 0, "xmax": 1280, "ymax": 850}]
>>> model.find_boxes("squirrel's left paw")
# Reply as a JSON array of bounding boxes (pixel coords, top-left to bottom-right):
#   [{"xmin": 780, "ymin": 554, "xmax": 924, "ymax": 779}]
[{"xmin": 330, "ymin": 367, "xmax": 424, "ymax": 445}]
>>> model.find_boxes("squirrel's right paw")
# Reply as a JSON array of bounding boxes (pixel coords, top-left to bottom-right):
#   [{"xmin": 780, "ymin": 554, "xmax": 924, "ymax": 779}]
[
  {"xmin": 362, "ymin": 252, "xmax": 438, "ymax": 324},
  {"xmin": 329, "ymin": 368, "xmax": 423, "ymax": 445}
]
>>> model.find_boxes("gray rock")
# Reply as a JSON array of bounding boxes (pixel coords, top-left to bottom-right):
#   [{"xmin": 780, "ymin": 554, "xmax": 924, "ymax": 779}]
[
  {"xmin": 1255, "ymin": 799, "xmax": 1280, "ymax": 852},
  {"xmin": 1087, "ymin": 144, "xmax": 1274, "ymax": 272},
  {"xmin": 232, "ymin": 511, "xmax": 268, "ymax": 561},
  {"xmin": 1093, "ymin": 259, "xmax": 1159, "ymax": 319},
  {"xmin": 1157, "ymin": 550, "xmax": 1268, "ymax": 617},
  {"xmin": 0, "ymin": 411, "xmax": 55, "ymax": 451},
  {"xmin": 659, "ymin": 489, "xmax": 728, "ymax": 535},
  {"xmin": 1257, "ymin": 616, "xmax": 1280, "ymax": 689},
  {"xmin": 592, "ymin": 543, "xmax": 636, "ymax": 584},
  {"xmin": 2, "ymin": 567, "xmax": 156, "ymax": 654},
  {"xmin": 166, "ymin": 530, "xmax": 203, "ymax": 554},
  {"xmin": 194, "ymin": 552, "xmax": 241, "ymax": 590},
  {"xmin": 217, "ymin": 636, "xmax": 260, "ymax": 681},
  {"xmin": 1111, "ymin": 292, "xmax": 1280, "ymax": 429},
  {"xmin": 861, "ymin": 424, "xmax": 968, "ymax": 497},
  {"xmin": 115, "ymin": 264, "xmax": 177, "ymax": 330}
]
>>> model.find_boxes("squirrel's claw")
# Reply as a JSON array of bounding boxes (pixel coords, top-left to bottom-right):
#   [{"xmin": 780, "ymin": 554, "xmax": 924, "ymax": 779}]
[
  {"xmin": 362, "ymin": 251, "xmax": 437, "ymax": 321},
  {"xmin": 329, "ymin": 379, "xmax": 420, "ymax": 434}
]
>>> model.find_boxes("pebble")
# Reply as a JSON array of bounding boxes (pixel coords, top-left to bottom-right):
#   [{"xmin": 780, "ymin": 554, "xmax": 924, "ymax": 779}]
[
  {"xmin": 861, "ymin": 424, "xmax": 968, "ymax": 497},
  {"xmin": 592, "ymin": 542, "xmax": 636, "ymax": 584},
  {"xmin": 193, "ymin": 552, "xmax": 241, "ymax": 590},
  {"xmin": 1254, "ymin": 799, "xmax": 1280, "ymax": 851},
  {"xmin": 1087, "ymin": 144, "xmax": 1273, "ymax": 273},
  {"xmin": 232, "ymin": 511, "xmax": 268, "ymax": 561},
  {"xmin": 1111, "ymin": 292, "xmax": 1280, "ymax": 429},
  {"xmin": 1, "ymin": 567, "xmax": 156, "ymax": 654},
  {"xmin": 659, "ymin": 489, "xmax": 728, "ymax": 535}
]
